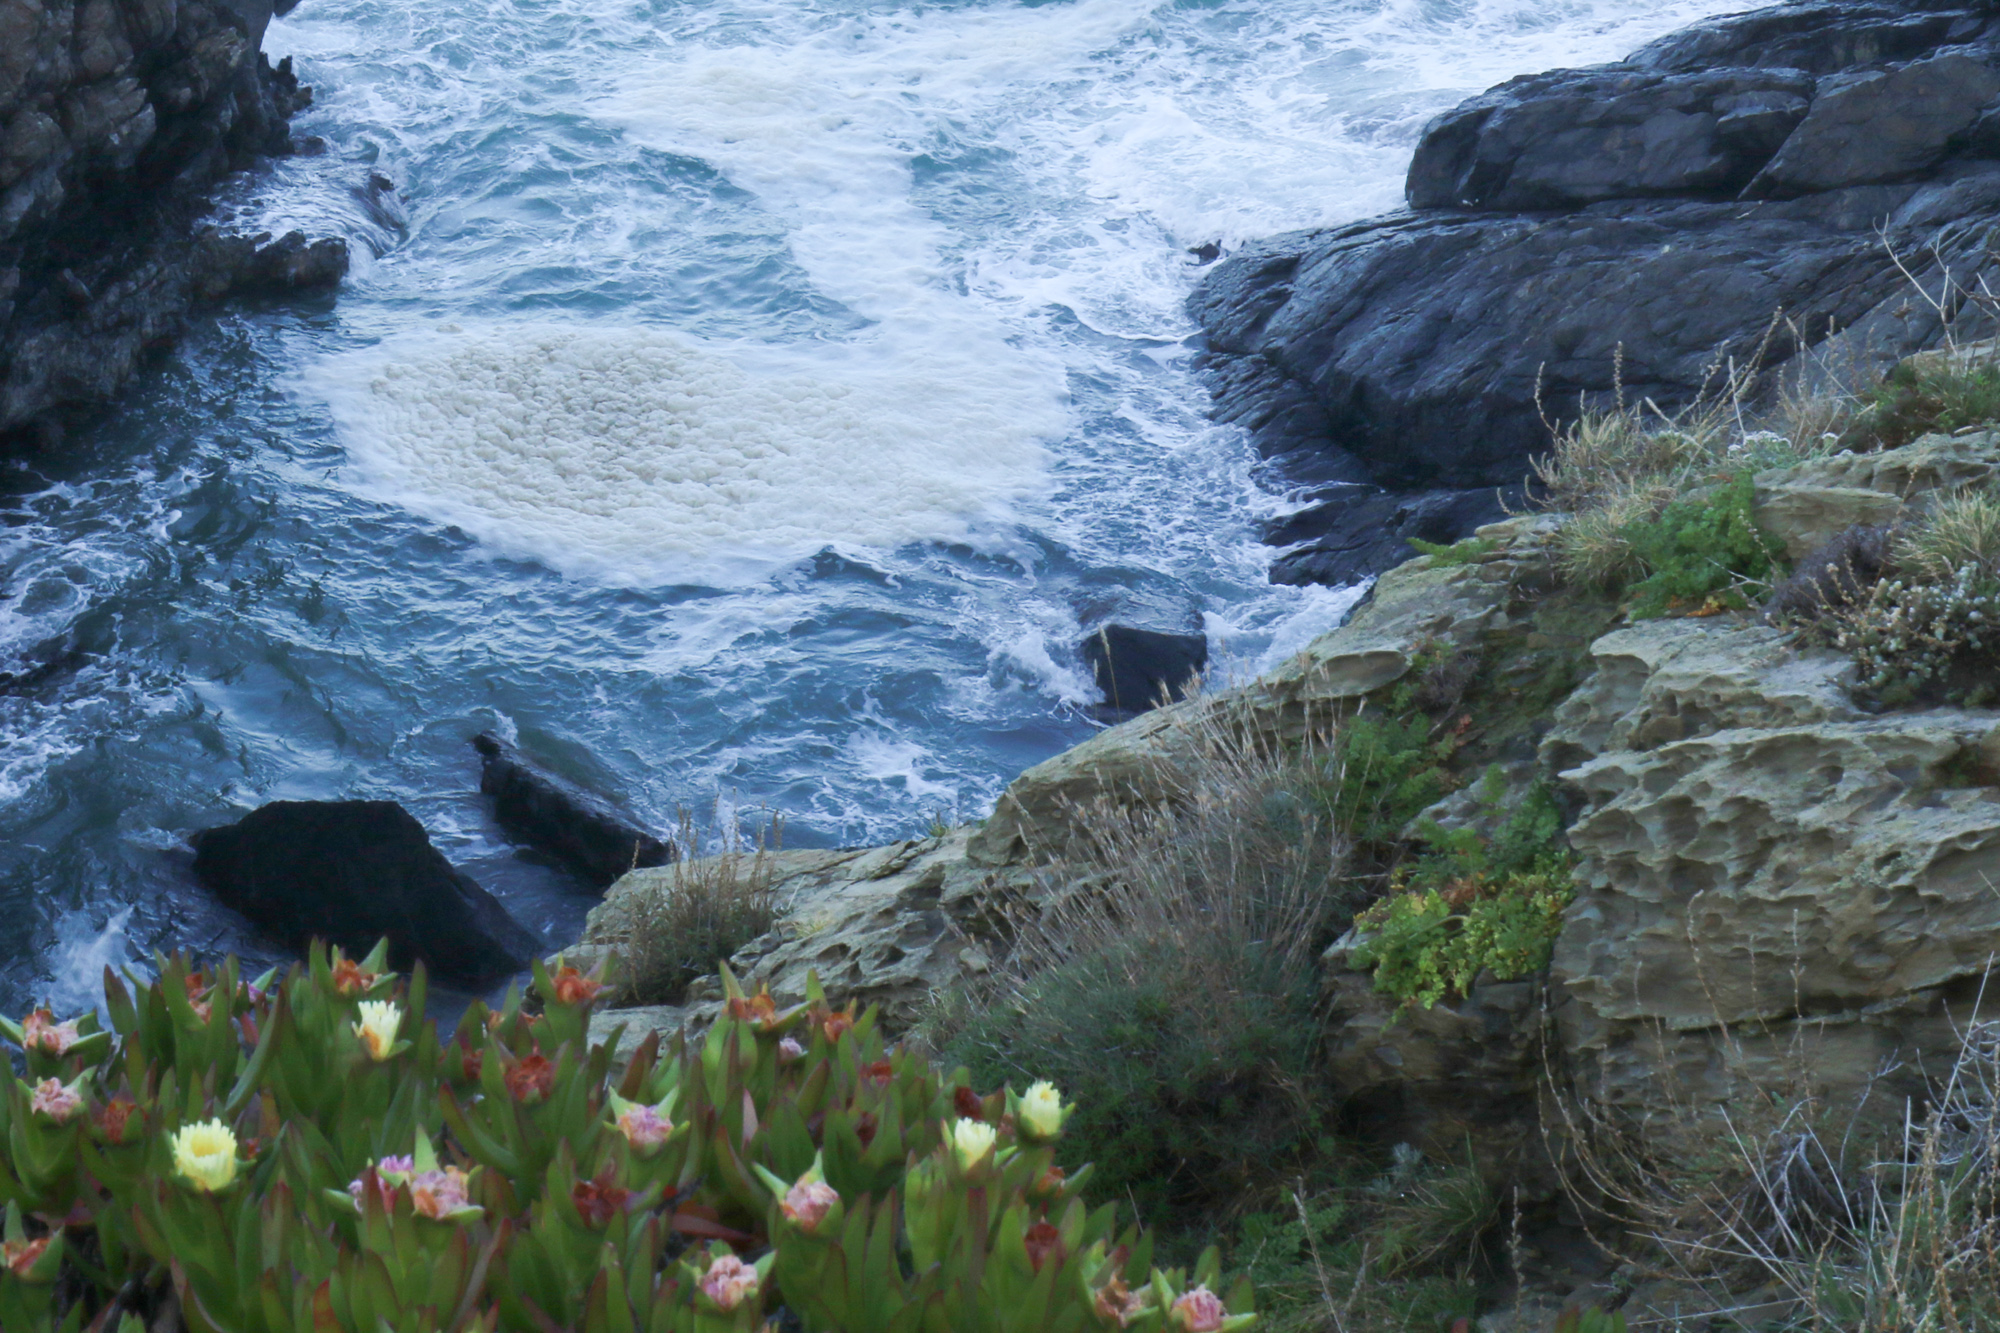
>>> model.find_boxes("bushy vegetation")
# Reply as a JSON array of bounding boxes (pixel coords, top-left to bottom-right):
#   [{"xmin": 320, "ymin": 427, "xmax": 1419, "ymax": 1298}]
[
  {"xmin": 928, "ymin": 723, "xmax": 1344, "ymax": 1243},
  {"xmin": 1349, "ymin": 778, "xmax": 1575, "ymax": 1009},
  {"xmin": 0, "ymin": 941, "xmax": 1253, "ymax": 1333},
  {"xmin": 1531, "ymin": 379, "xmax": 1799, "ymax": 616},
  {"xmin": 1845, "ymin": 358, "xmax": 2000, "ymax": 451}
]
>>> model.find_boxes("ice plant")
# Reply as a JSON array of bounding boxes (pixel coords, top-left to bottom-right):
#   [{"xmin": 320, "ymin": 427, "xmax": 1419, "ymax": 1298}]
[
  {"xmin": 410, "ymin": 1167, "xmax": 479, "ymax": 1221},
  {"xmin": 346, "ymin": 1154, "xmax": 415, "ymax": 1207},
  {"xmin": 18, "ymin": 1009, "xmax": 79, "ymax": 1056},
  {"xmin": 27, "ymin": 1077, "xmax": 83, "ymax": 1124},
  {"xmin": 170, "ymin": 1118, "xmax": 238, "ymax": 1192},
  {"xmin": 2, "ymin": 1236, "xmax": 49, "ymax": 1278},
  {"xmin": 551, "ymin": 964, "xmax": 605, "ymax": 1006},
  {"xmin": 329, "ymin": 956, "xmax": 377, "ymax": 996},
  {"xmin": 609, "ymin": 1091, "xmax": 676, "ymax": 1154},
  {"xmin": 352, "ymin": 1000, "xmax": 403, "ymax": 1060},
  {"xmin": 698, "ymin": 1253, "xmax": 759, "ymax": 1312},
  {"xmin": 1014, "ymin": 1079, "xmax": 1068, "ymax": 1141},
  {"xmin": 505, "ymin": 1051, "xmax": 555, "ymax": 1103},
  {"xmin": 950, "ymin": 1117, "xmax": 997, "ymax": 1171}
]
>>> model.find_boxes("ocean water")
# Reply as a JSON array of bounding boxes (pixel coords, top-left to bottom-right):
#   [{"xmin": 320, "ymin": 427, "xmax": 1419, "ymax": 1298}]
[{"xmin": 0, "ymin": 0, "xmax": 1741, "ymax": 1011}]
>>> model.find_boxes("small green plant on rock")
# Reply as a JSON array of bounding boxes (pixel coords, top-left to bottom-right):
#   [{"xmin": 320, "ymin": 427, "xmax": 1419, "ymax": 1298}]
[
  {"xmin": 1620, "ymin": 471, "xmax": 1784, "ymax": 619},
  {"xmin": 1348, "ymin": 777, "xmax": 1576, "ymax": 1008}
]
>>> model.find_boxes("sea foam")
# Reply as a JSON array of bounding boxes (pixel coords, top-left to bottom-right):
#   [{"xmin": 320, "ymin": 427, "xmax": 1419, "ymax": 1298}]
[{"xmin": 311, "ymin": 323, "xmax": 1066, "ymax": 582}]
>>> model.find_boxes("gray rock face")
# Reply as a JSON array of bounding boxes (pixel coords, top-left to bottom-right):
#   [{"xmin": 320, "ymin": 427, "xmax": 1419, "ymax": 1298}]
[
  {"xmin": 1195, "ymin": 0, "xmax": 2000, "ymax": 586},
  {"xmin": 0, "ymin": 0, "xmax": 343, "ymax": 441},
  {"xmin": 1545, "ymin": 619, "xmax": 2000, "ymax": 1117}
]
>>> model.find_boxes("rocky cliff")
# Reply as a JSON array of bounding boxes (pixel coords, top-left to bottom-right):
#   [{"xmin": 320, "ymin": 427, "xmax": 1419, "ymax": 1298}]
[
  {"xmin": 1194, "ymin": 0, "xmax": 2000, "ymax": 586},
  {"xmin": 0, "ymin": 0, "xmax": 343, "ymax": 444},
  {"xmin": 568, "ymin": 426, "xmax": 2000, "ymax": 1231}
]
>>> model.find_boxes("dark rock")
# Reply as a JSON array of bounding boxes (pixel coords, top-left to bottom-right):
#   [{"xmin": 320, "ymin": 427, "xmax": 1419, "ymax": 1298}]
[
  {"xmin": 1079, "ymin": 624, "xmax": 1207, "ymax": 719},
  {"xmin": 1407, "ymin": 66, "xmax": 1814, "ymax": 211},
  {"xmin": 472, "ymin": 732, "xmax": 672, "ymax": 889},
  {"xmin": 1192, "ymin": 0, "xmax": 2000, "ymax": 587},
  {"xmin": 0, "ymin": 0, "xmax": 338, "ymax": 444},
  {"xmin": 190, "ymin": 800, "xmax": 544, "ymax": 988},
  {"xmin": 1747, "ymin": 51, "xmax": 2000, "ymax": 196},
  {"xmin": 233, "ymin": 229, "xmax": 349, "ymax": 291},
  {"xmin": 1266, "ymin": 486, "xmax": 1515, "ymax": 588},
  {"xmin": 1187, "ymin": 240, "xmax": 1221, "ymax": 264}
]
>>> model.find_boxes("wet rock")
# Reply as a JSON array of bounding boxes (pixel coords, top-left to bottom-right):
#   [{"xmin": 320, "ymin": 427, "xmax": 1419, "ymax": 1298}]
[
  {"xmin": 0, "ymin": 0, "xmax": 336, "ymax": 444},
  {"xmin": 1192, "ymin": 1, "xmax": 2000, "ymax": 586},
  {"xmin": 190, "ymin": 800, "xmax": 544, "ymax": 987},
  {"xmin": 472, "ymin": 731, "xmax": 672, "ymax": 889},
  {"xmin": 1266, "ymin": 484, "xmax": 1514, "ymax": 588},
  {"xmin": 1079, "ymin": 624, "xmax": 1207, "ymax": 720}
]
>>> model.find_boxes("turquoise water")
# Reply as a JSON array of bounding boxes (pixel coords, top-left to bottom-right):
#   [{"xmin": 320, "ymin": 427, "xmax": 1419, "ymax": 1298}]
[{"xmin": 0, "ymin": 0, "xmax": 1740, "ymax": 1010}]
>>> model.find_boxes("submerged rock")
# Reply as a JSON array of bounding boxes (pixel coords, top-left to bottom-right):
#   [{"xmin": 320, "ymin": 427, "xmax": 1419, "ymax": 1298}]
[
  {"xmin": 190, "ymin": 799, "xmax": 543, "ymax": 987},
  {"xmin": 473, "ymin": 731, "xmax": 672, "ymax": 888},
  {"xmin": 1193, "ymin": 0, "xmax": 2000, "ymax": 585}
]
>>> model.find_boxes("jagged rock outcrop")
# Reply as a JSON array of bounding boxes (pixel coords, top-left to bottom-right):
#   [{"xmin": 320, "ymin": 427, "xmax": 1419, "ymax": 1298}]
[
  {"xmin": 570, "ymin": 829, "xmax": 1034, "ymax": 1052},
  {"xmin": 576, "ymin": 430, "xmax": 2000, "ymax": 1174},
  {"xmin": 0, "ymin": 0, "xmax": 344, "ymax": 442},
  {"xmin": 1194, "ymin": 0, "xmax": 2000, "ymax": 587}
]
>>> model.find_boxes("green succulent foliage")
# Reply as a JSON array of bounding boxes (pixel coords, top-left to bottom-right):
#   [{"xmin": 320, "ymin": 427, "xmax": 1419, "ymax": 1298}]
[
  {"xmin": 0, "ymin": 941, "xmax": 1254, "ymax": 1333},
  {"xmin": 1621, "ymin": 471, "xmax": 1784, "ymax": 618},
  {"xmin": 1350, "ymin": 775, "xmax": 1576, "ymax": 1009}
]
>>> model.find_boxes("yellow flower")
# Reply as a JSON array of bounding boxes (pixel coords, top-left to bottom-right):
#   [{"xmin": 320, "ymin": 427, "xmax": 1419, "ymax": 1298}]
[
  {"xmin": 950, "ymin": 1117, "xmax": 997, "ymax": 1172},
  {"xmin": 352, "ymin": 1000, "xmax": 403, "ymax": 1061},
  {"xmin": 1017, "ymin": 1080, "xmax": 1066, "ymax": 1141},
  {"xmin": 171, "ymin": 1119, "xmax": 238, "ymax": 1192}
]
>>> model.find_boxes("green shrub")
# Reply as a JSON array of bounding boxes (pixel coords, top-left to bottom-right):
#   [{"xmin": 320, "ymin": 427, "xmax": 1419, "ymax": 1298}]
[
  {"xmin": 1621, "ymin": 470, "xmax": 1784, "ymax": 618},
  {"xmin": 1848, "ymin": 360, "xmax": 2000, "ymax": 451},
  {"xmin": 1349, "ymin": 777, "xmax": 1575, "ymax": 1008},
  {"xmin": 932, "ymin": 723, "xmax": 1343, "ymax": 1246},
  {"xmin": 1348, "ymin": 870, "xmax": 1573, "ymax": 1008},
  {"xmin": 0, "ymin": 941, "xmax": 1253, "ymax": 1332}
]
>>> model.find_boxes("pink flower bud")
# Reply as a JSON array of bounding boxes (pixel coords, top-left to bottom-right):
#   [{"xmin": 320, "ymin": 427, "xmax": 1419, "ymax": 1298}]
[
  {"xmin": 29, "ymin": 1078, "xmax": 81, "ymax": 1124},
  {"xmin": 781, "ymin": 1179, "xmax": 839, "ymax": 1232},
  {"xmin": 1171, "ymin": 1286, "xmax": 1228, "ymax": 1332},
  {"xmin": 699, "ymin": 1254, "xmax": 759, "ymax": 1312}
]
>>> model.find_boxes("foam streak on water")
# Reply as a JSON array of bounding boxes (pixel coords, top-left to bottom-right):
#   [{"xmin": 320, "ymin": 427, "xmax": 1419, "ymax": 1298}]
[{"xmin": 0, "ymin": 0, "xmax": 1744, "ymax": 1011}]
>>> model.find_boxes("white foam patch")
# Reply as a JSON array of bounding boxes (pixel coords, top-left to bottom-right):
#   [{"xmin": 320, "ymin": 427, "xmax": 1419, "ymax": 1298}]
[
  {"xmin": 847, "ymin": 732, "xmax": 959, "ymax": 807},
  {"xmin": 37, "ymin": 908, "xmax": 137, "ymax": 1021},
  {"xmin": 311, "ymin": 323, "xmax": 1066, "ymax": 581}
]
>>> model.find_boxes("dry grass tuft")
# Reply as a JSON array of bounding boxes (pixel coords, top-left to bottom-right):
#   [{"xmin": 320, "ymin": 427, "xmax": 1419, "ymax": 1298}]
[
  {"xmin": 1895, "ymin": 488, "xmax": 2000, "ymax": 584},
  {"xmin": 619, "ymin": 805, "xmax": 780, "ymax": 1005}
]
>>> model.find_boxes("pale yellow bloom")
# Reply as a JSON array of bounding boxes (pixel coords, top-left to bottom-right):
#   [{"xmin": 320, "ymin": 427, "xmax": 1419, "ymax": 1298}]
[
  {"xmin": 352, "ymin": 1000, "xmax": 403, "ymax": 1061},
  {"xmin": 1018, "ymin": 1080, "xmax": 1066, "ymax": 1140},
  {"xmin": 950, "ymin": 1117, "xmax": 997, "ymax": 1171},
  {"xmin": 171, "ymin": 1119, "xmax": 238, "ymax": 1192}
]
